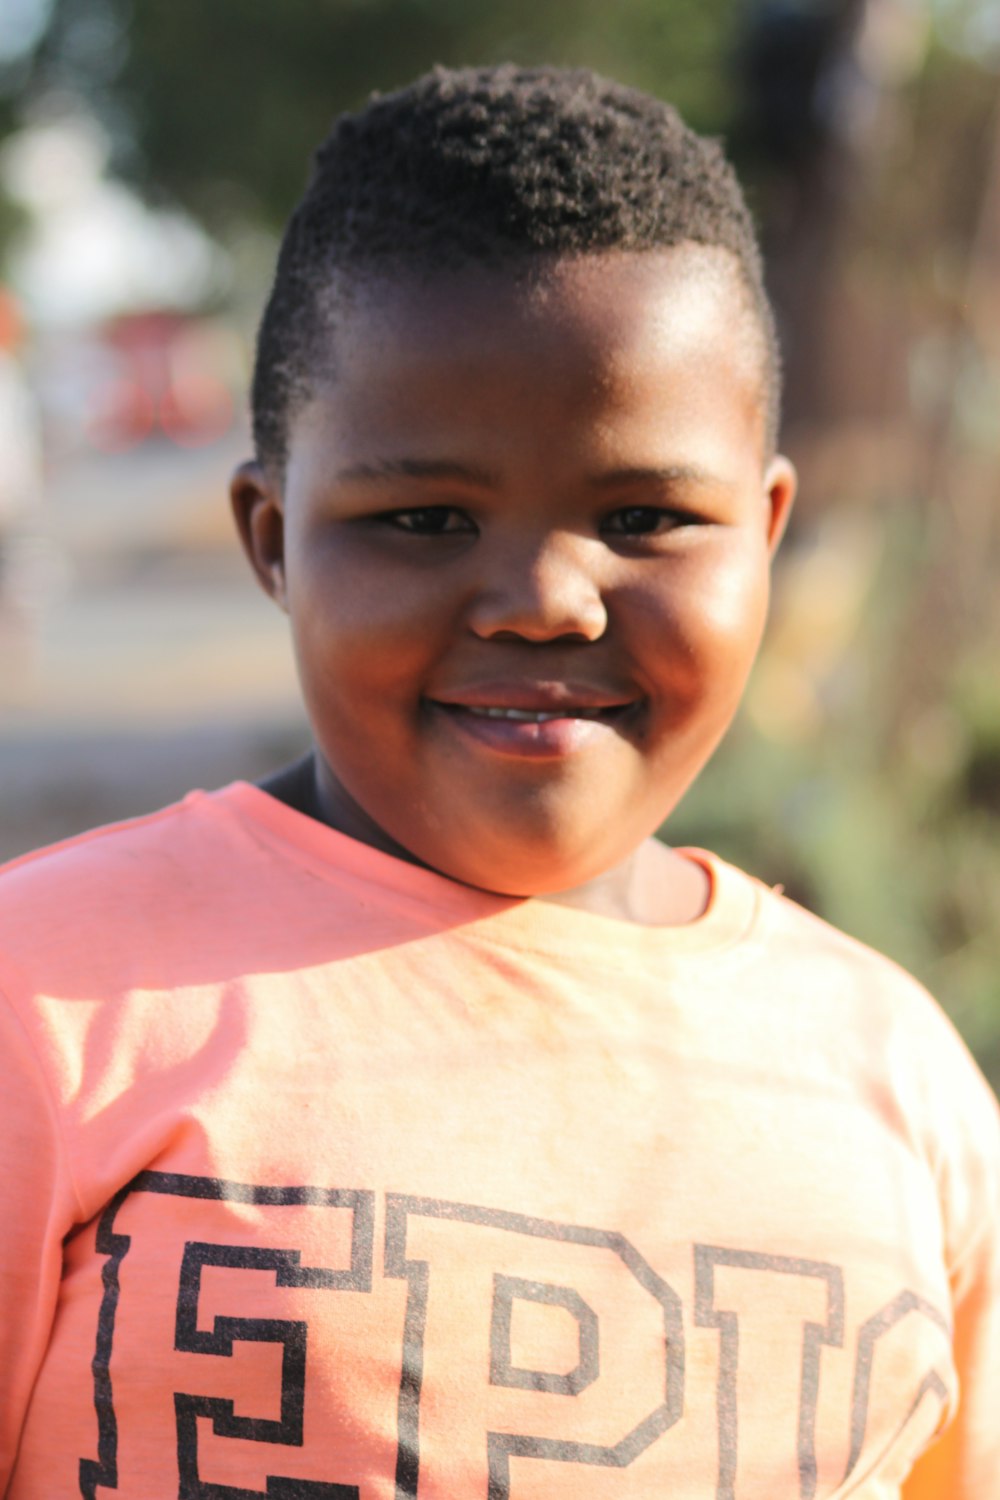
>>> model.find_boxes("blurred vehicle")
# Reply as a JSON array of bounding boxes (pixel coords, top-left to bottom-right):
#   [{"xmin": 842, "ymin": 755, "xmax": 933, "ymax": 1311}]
[
  {"xmin": 79, "ymin": 309, "xmax": 237, "ymax": 454},
  {"xmin": 34, "ymin": 308, "xmax": 243, "ymax": 460}
]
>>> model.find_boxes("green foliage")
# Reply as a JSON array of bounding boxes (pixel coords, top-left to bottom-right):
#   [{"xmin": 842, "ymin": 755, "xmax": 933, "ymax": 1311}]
[
  {"xmin": 0, "ymin": 191, "xmax": 26, "ymax": 270},
  {"xmin": 17, "ymin": 0, "xmax": 741, "ymax": 230},
  {"xmin": 0, "ymin": 89, "xmax": 23, "ymax": 265}
]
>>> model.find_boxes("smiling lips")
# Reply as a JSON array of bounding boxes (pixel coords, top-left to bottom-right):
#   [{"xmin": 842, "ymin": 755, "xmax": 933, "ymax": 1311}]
[
  {"xmin": 429, "ymin": 690, "xmax": 637, "ymax": 758},
  {"xmin": 461, "ymin": 704, "xmax": 624, "ymax": 723}
]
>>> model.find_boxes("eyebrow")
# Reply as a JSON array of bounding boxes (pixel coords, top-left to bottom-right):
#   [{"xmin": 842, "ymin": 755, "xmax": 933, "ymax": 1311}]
[
  {"xmin": 591, "ymin": 463, "xmax": 733, "ymax": 490},
  {"xmin": 333, "ymin": 457, "xmax": 733, "ymax": 493},
  {"xmin": 334, "ymin": 457, "xmax": 500, "ymax": 488}
]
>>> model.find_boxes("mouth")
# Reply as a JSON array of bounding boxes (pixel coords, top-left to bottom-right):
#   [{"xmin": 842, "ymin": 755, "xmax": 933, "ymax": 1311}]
[
  {"xmin": 456, "ymin": 704, "xmax": 632, "ymax": 724},
  {"xmin": 427, "ymin": 696, "xmax": 639, "ymax": 759}
]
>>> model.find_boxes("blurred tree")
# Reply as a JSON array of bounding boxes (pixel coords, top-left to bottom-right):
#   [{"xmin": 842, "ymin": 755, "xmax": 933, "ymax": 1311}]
[
  {"xmin": 0, "ymin": 59, "xmax": 29, "ymax": 263},
  {"xmin": 10, "ymin": 0, "xmax": 741, "ymax": 231},
  {"xmin": 736, "ymin": 0, "xmax": 866, "ymax": 169}
]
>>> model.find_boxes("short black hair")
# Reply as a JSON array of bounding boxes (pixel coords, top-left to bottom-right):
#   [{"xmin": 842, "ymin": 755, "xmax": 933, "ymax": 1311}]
[{"xmin": 252, "ymin": 63, "xmax": 780, "ymax": 471}]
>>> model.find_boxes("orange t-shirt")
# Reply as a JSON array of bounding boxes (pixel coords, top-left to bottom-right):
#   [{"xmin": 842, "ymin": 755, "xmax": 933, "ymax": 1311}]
[{"xmin": 0, "ymin": 782, "xmax": 997, "ymax": 1498}]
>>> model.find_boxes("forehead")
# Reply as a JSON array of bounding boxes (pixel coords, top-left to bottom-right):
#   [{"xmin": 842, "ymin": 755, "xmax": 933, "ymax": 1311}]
[
  {"xmin": 292, "ymin": 247, "xmax": 768, "ymax": 468},
  {"xmin": 332, "ymin": 245, "xmax": 759, "ymax": 370}
]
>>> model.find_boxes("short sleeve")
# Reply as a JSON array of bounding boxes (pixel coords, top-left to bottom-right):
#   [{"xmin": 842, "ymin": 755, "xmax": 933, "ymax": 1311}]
[
  {"xmin": 901, "ymin": 1075, "xmax": 1000, "ymax": 1498},
  {"xmin": 0, "ymin": 988, "xmax": 76, "ymax": 1488}
]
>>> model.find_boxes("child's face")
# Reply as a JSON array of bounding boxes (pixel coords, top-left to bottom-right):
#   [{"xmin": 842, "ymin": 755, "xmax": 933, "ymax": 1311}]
[{"xmin": 233, "ymin": 248, "xmax": 795, "ymax": 898}]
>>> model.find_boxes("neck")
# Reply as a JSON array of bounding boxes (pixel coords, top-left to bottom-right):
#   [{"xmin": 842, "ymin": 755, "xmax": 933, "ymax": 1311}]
[{"xmin": 258, "ymin": 752, "xmax": 710, "ymax": 927}]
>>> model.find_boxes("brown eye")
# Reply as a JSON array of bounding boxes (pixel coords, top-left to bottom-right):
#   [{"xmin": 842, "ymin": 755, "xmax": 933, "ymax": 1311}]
[
  {"xmin": 604, "ymin": 506, "xmax": 677, "ymax": 536},
  {"xmin": 386, "ymin": 507, "xmax": 474, "ymax": 535}
]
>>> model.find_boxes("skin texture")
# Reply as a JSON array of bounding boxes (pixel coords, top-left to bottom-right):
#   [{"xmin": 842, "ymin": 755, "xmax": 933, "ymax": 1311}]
[{"xmin": 231, "ymin": 247, "xmax": 796, "ymax": 923}]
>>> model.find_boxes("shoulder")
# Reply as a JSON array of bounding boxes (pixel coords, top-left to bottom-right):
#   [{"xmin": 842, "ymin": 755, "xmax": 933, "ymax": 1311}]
[
  {"xmin": 740, "ymin": 866, "xmax": 1000, "ymax": 1147},
  {"xmin": 721, "ymin": 864, "xmax": 1000, "ymax": 1266},
  {"xmin": 739, "ymin": 866, "xmax": 960, "ymax": 1028},
  {"xmin": 0, "ymin": 787, "xmax": 225, "ymax": 912},
  {"xmin": 0, "ymin": 786, "xmax": 258, "ymax": 984},
  {"xmin": 0, "ymin": 782, "xmax": 452, "ymax": 1001},
  {"xmin": 701, "ymin": 851, "xmax": 998, "ymax": 1135}
]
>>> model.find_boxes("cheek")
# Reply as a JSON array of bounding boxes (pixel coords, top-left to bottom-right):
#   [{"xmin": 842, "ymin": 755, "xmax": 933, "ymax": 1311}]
[
  {"xmin": 286, "ymin": 543, "xmax": 446, "ymax": 704},
  {"xmin": 696, "ymin": 555, "xmax": 770, "ymax": 666},
  {"xmin": 637, "ymin": 546, "xmax": 770, "ymax": 701}
]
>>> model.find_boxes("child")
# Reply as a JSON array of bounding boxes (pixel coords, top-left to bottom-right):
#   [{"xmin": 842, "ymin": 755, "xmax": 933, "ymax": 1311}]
[{"xmin": 0, "ymin": 65, "xmax": 997, "ymax": 1499}]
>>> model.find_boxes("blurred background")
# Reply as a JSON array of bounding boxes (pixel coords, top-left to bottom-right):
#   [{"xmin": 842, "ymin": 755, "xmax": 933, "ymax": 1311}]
[{"xmin": 1, "ymin": 0, "xmax": 999, "ymax": 1087}]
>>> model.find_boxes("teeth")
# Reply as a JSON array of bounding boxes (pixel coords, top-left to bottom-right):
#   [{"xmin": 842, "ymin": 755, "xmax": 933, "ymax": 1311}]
[{"xmin": 465, "ymin": 706, "xmax": 604, "ymax": 721}]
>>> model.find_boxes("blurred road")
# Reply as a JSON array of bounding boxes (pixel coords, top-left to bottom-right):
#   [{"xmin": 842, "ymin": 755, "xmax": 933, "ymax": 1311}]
[
  {"xmin": 0, "ymin": 432, "xmax": 309, "ymax": 862},
  {"xmin": 2, "ymin": 431, "xmax": 301, "ymax": 725}
]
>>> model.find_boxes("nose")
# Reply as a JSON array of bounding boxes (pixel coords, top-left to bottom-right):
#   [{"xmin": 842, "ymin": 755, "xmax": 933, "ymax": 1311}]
[{"xmin": 467, "ymin": 530, "xmax": 608, "ymax": 643}]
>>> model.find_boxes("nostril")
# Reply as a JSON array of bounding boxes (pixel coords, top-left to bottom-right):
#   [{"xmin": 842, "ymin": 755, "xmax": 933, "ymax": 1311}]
[
  {"xmin": 468, "ymin": 583, "xmax": 608, "ymax": 644},
  {"xmin": 483, "ymin": 625, "xmax": 603, "ymax": 645}
]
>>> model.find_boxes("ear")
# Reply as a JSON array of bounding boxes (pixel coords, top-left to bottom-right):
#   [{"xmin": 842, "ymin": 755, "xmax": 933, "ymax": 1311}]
[
  {"xmin": 230, "ymin": 459, "xmax": 288, "ymax": 610},
  {"xmin": 762, "ymin": 453, "xmax": 797, "ymax": 557}
]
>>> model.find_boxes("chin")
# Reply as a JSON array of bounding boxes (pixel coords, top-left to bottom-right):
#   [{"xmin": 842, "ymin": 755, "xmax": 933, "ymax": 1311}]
[{"xmin": 425, "ymin": 825, "xmax": 639, "ymax": 900}]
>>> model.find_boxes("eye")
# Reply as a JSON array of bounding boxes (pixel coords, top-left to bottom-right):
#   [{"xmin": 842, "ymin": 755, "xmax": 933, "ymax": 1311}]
[
  {"xmin": 382, "ymin": 506, "xmax": 475, "ymax": 535},
  {"xmin": 602, "ymin": 506, "xmax": 691, "ymax": 537}
]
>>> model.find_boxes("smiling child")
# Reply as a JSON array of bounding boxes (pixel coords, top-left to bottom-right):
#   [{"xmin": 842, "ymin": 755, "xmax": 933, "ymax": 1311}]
[{"xmin": 1, "ymin": 65, "xmax": 997, "ymax": 1498}]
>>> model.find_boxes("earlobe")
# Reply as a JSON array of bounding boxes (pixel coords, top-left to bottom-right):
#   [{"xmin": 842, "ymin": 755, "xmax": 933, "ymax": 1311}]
[
  {"xmin": 763, "ymin": 454, "xmax": 797, "ymax": 556},
  {"xmin": 229, "ymin": 459, "xmax": 288, "ymax": 609}
]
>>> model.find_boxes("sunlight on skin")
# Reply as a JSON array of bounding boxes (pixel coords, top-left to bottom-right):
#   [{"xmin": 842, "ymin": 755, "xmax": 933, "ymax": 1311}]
[{"xmin": 232, "ymin": 248, "xmax": 795, "ymax": 924}]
